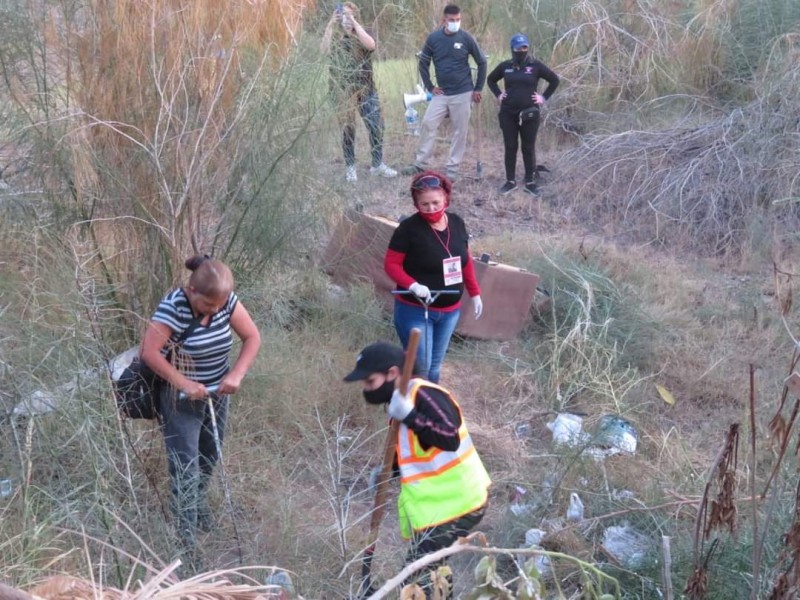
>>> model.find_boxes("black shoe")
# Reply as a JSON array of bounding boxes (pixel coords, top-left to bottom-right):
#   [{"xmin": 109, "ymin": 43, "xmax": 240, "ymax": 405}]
[
  {"xmin": 401, "ymin": 164, "xmax": 424, "ymax": 176},
  {"xmin": 499, "ymin": 180, "xmax": 517, "ymax": 195},
  {"xmin": 523, "ymin": 181, "xmax": 541, "ymax": 197}
]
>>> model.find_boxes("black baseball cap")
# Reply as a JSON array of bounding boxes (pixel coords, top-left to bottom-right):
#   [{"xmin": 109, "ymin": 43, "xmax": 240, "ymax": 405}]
[{"xmin": 343, "ymin": 342, "xmax": 405, "ymax": 382}]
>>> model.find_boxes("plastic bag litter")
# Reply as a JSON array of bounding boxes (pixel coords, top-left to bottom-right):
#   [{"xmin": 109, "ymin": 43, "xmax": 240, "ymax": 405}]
[
  {"xmin": 546, "ymin": 413, "xmax": 589, "ymax": 446},
  {"xmin": 264, "ymin": 570, "xmax": 295, "ymax": 595},
  {"xmin": 519, "ymin": 528, "xmax": 551, "ymax": 578},
  {"xmin": 509, "ymin": 485, "xmax": 537, "ymax": 517},
  {"xmin": 602, "ymin": 524, "xmax": 652, "ymax": 570},
  {"xmin": 594, "ymin": 415, "xmax": 638, "ymax": 454},
  {"xmin": 566, "ymin": 492, "xmax": 584, "ymax": 522}
]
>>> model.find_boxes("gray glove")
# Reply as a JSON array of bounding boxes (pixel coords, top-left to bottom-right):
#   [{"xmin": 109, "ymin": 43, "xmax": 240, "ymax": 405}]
[
  {"xmin": 388, "ymin": 388, "xmax": 415, "ymax": 421},
  {"xmin": 409, "ymin": 282, "xmax": 432, "ymax": 304}
]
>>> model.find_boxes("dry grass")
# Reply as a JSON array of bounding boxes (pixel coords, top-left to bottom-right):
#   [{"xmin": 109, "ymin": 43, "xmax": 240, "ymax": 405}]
[
  {"xmin": 553, "ymin": 39, "xmax": 800, "ymax": 254},
  {"xmin": 2, "ymin": 564, "xmax": 296, "ymax": 599},
  {"xmin": 4, "ymin": 0, "xmax": 800, "ymax": 597},
  {"xmin": 2, "ymin": 0, "xmax": 320, "ymax": 321}
]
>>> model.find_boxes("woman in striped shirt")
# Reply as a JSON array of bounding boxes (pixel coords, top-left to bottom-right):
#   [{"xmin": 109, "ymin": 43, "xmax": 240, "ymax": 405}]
[{"xmin": 141, "ymin": 255, "xmax": 261, "ymax": 557}]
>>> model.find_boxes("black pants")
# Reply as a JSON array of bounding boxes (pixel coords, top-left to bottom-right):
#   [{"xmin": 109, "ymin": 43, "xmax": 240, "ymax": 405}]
[
  {"xmin": 340, "ymin": 91, "xmax": 385, "ymax": 168},
  {"xmin": 498, "ymin": 108, "xmax": 540, "ymax": 183},
  {"xmin": 404, "ymin": 504, "xmax": 487, "ymax": 597},
  {"xmin": 160, "ymin": 388, "xmax": 228, "ymax": 548}
]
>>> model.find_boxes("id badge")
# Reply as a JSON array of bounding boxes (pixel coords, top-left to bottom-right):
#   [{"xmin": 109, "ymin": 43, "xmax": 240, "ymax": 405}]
[{"xmin": 443, "ymin": 257, "xmax": 463, "ymax": 286}]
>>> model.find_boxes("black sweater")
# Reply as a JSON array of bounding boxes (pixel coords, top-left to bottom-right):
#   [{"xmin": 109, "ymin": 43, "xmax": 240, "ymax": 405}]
[
  {"xmin": 387, "ymin": 213, "xmax": 473, "ymax": 309},
  {"xmin": 487, "ymin": 57, "xmax": 559, "ymax": 112},
  {"xmin": 402, "ymin": 383, "xmax": 462, "ymax": 451}
]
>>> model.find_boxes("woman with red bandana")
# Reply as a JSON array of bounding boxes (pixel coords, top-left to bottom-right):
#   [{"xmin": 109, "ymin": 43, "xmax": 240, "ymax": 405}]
[{"xmin": 384, "ymin": 170, "xmax": 483, "ymax": 383}]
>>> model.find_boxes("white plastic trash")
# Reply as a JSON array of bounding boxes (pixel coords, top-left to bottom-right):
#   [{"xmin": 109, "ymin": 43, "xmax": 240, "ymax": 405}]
[
  {"xmin": 566, "ymin": 492, "xmax": 585, "ymax": 521},
  {"xmin": 524, "ymin": 528, "xmax": 546, "ymax": 547},
  {"xmin": 264, "ymin": 570, "xmax": 295, "ymax": 595},
  {"xmin": 594, "ymin": 415, "xmax": 638, "ymax": 453},
  {"xmin": 546, "ymin": 413, "xmax": 587, "ymax": 446},
  {"xmin": 519, "ymin": 528, "xmax": 551, "ymax": 579},
  {"xmin": 602, "ymin": 523, "xmax": 651, "ymax": 569}
]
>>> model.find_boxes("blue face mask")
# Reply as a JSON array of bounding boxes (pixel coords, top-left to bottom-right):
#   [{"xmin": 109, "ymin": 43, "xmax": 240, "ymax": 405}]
[{"xmin": 446, "ymin": 21, "xmax": 460, "ymax": 34}]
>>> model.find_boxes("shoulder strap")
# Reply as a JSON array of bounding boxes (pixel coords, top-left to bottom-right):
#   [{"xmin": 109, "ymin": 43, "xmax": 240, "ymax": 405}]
[
  {"xmin": 163, "ymin": 316, "xmax": 203, "ymax": 366},
  {"xmin": 175, "ymin": 316, "xmax": 203, "ymax": 346}
]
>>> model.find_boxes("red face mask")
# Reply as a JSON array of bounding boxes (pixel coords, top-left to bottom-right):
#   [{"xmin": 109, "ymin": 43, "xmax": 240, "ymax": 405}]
[{"xmin": 418, "ymin": 207, "xmax": 447, "ymax": 223}]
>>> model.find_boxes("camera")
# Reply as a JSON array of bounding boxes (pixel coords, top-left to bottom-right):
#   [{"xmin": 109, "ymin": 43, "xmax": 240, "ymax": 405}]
[{"xmin": 334, "ymin": 3, "xmax": 343, "ymax": 14}]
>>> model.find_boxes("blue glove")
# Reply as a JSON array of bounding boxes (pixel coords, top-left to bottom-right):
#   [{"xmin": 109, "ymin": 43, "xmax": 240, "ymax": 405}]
[{"xmin": 388, "ymin": 388, "xmax": 415, "ymax": 421}]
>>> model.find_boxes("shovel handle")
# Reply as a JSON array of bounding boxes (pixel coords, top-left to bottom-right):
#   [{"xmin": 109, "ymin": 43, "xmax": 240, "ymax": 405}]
[
  {"xmin": 360, "ymin": 328, "xmax": 421, "ymax": 594},
  {"xmin": 367, "ymin": 328, "xmax": 420, "ymax": 536}
]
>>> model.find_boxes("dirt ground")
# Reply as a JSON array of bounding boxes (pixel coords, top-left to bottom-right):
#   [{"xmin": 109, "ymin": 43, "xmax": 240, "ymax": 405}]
[{"xmin": 331, "ymin": 111, "xmax": 575, "ymax": 243}]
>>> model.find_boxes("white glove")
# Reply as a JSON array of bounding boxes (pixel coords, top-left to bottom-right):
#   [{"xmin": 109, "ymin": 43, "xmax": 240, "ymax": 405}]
[
  {"xmin": 388, "ymin": 389, "xmax": 415, "ymax": 421},
  {"xmin": 409, "ymin": 282, "xmax": 432, "ymax": 304},
  {"xmin": 472, "ymin": 295, "xmax": 483, "ymax": 320}
]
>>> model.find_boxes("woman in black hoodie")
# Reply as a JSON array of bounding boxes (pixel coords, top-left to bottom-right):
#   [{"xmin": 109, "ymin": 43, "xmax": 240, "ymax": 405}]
[{"xmin": 487, "ymin": 33, "xmax": 559, "ymax": 196}]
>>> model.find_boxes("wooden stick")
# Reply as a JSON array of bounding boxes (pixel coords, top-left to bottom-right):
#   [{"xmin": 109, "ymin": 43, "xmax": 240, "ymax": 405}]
[
  {"xmin": 359, "ymin": 328, "xmax": 421, "ymax": 596},
  {"xmin": 661, "ymin": 535, "xmax": 673, "ymax": 600}
]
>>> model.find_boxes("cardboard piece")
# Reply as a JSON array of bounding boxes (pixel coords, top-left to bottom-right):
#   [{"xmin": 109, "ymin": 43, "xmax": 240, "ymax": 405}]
[
  {"xmin": 457, "ymin": 260, "xmax": 540, "ymax": 340},
  {"xmin": 320, "ymin": 208, "xmax": 398, "ymax": 312},
  {"xmin": 321, "ymin": 209, "xmax": 540, "ymax": 340}
]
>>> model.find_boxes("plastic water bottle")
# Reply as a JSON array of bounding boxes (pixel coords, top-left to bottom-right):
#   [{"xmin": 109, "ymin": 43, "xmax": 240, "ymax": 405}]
[{"xmin": 405, "ymin": 106, "xmax": 419, "ymax": 136}]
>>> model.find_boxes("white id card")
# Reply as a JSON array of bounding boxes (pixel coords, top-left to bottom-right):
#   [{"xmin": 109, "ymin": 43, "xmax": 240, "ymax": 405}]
[{"xmin": 443, "ymin": 257, "xmax": 463, "ymax": 286}]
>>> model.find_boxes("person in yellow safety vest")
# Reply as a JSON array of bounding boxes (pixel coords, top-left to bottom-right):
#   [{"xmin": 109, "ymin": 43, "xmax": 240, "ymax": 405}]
[{"xmin": 344, "ymin": 341, "xmax": 491, "ymax": 596}]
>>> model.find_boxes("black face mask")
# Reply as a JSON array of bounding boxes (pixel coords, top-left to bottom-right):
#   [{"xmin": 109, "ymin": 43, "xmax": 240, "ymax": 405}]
[
  {"xmin": 362, "ymin": 379, "xmax": 395, "ymax": 405},
  {"xmin": 512, "ymin": 50, "xmax": 528, "ymax": 65}
]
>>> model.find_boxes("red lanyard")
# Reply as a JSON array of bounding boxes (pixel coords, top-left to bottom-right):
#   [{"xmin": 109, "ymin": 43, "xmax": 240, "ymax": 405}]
[{"xmin": 430, "ymin": 217, "xmax": 452, "ymax": 257}]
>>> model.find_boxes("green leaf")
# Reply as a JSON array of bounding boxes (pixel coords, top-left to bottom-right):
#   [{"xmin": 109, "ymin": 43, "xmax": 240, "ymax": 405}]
[
  {"xmin": 473, "ymin": 556, "xmax": 495, "ymax": 584},
  {"xmin": 523, "ymin": 558, "xmax": 541, "ymax": 580},
  {"xmin": 516, "ymin": 575, "xmax": 543, "ymax": 600}
]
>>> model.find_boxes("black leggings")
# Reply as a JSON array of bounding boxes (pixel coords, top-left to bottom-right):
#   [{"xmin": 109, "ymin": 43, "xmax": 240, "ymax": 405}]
[
  {"xmin": 498, "ymin": 108, "xmax": 540, "ymax": 183},
  {"xmin": 403, "ymin": 504, "xmax": 487, "ymax": 597}
]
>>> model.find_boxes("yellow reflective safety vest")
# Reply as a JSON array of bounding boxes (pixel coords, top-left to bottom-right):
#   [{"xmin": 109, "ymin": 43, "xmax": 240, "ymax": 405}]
[{"xmin": 396, "ymin": 380, "xmax": 492, "ymax": 539}]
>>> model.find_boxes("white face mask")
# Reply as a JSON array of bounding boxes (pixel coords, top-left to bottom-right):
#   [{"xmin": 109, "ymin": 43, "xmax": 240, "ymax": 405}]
[{"xmin": 446, "ymin": 21, "xmax": 460, "ymax": 34}]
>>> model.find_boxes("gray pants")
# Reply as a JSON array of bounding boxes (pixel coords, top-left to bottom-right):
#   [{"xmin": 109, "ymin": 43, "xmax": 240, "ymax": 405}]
[
  {"xmin": 160, "ymin": 388, "xmax": 228, "ymax": 548},
  {"xmin": 414, "ymin": 90, "xmax": 473, "ymax": 173}
]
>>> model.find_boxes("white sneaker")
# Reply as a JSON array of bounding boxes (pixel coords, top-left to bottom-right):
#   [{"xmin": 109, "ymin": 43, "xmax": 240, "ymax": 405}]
[
  {"xmin": 369, "ymin": 163, "xmax": 398, "ymax": 178},
  {"xmin": 346, "ymin": 166, "xmax": 357, "ymax": 182}
]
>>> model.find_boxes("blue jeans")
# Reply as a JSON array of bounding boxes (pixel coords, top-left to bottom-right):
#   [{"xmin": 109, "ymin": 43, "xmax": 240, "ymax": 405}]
[
  {"xmin": 393, "ymin": 300, "xmax": 460, "ymax": 384},
  {"xmin": 341, "ymin": 91, "xmax": 385, "ymax": 168}
]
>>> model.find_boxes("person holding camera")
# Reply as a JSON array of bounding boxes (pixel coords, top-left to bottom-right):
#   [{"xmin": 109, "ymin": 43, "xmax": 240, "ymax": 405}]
[
  {"xmin": 321, "ymin": 2, "xmax": 397, "ymax": 182},
  {"xmin": 487, "ymin": 33, "xmax": 559, "ymax": 197}
]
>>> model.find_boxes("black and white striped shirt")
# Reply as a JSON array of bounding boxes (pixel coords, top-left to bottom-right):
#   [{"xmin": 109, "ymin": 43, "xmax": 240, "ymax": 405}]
[{"xmin": 152, "ymin": 288, "xmax": 238, "ymax": 386}]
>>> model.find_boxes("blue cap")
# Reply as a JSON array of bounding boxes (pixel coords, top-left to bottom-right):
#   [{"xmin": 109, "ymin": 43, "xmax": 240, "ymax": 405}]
[{"xmin": 510, "ymin": 33, "xmax": 529, "ymax": 51}]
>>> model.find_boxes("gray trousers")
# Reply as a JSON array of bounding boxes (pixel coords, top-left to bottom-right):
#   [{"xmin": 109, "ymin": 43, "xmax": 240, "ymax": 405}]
[
  {"xmin": 160, "ymin": 388, "xmax": 228, "ymax": 546},
  {"xmin": 414, "ymin": 90, "xmax": 473, "ymax": 172}
]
